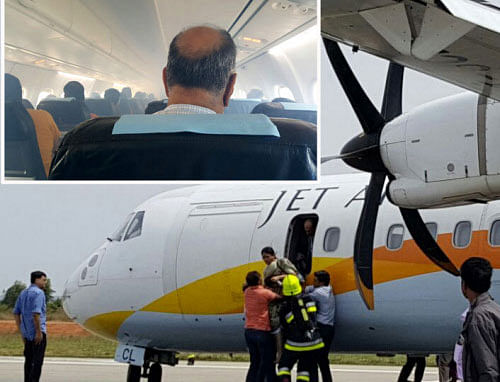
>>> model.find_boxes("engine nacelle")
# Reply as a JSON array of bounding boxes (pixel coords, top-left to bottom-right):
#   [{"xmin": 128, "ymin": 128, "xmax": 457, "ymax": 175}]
[{"xmin": 380, "ymin": 92, "xmax": 500, "ymax": 209}]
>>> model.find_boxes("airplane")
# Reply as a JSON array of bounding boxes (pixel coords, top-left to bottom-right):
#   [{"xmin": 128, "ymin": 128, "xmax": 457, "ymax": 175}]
[
  {"xmin": 321, "ymin": 0, "xmax": 500, "ymax": 309},
  {"xmin": 62, "ymin": 177, "xmax": 500, "ymax": 381},
  {"xmin": 4, "ymin": 0, "xmax": 318, "ymax": 180}
]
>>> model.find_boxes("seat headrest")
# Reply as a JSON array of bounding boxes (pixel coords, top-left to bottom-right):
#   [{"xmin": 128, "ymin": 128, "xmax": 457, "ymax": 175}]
[
  {"xmin": 5, "ymin": 74, "xmax": 22, "ymax": 102},
  {"xmin": 251, "ymin": 102, "xmax": 317, "ymax": 124},
  {"xmin": 226, "ymin": 99, "xmax": 261, "ymax": 114},
  {"xmin": 112, "ymin": 114, "xmax": 280, "ymax": 137}
]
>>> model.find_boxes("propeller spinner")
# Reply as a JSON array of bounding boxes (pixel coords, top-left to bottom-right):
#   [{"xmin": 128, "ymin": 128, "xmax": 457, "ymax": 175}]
[{"xmin": 323, "ymin": 38, "xmax": 459, "ymax": 310}]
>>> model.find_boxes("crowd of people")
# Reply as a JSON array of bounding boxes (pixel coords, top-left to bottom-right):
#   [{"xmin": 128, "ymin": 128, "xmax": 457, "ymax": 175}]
[
  {"xmin": 243, "ymin": 247, "xmax": 335, "ymax": 382},
  {"xmin": 243, "ymin": 254, "xmax": 500, "ymax": 382}
]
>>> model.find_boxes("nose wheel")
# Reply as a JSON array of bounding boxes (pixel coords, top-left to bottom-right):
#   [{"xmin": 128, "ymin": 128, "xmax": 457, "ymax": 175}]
[{"xmin": 126, "ymin": 363, "xmax": 162, "ymax": 382}]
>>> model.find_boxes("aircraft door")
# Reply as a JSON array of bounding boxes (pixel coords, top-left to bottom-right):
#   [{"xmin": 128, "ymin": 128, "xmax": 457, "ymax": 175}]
[
  {"xmin": 176, "ymin": 202, "xmax": 263, "ymax": 317},
  {"xmin": 284, "ymin": 214, "xmax": 319, "ymax": 277},
  {"xmin": 78, "ymin": 248, "xmax": 105, "ymax": 287}
]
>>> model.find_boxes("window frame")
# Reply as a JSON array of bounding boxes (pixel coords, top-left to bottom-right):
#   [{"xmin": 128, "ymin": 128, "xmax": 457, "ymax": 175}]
[
  {"xmin": 323, "ymin": 227, "xmax": 340, "ymax": 253},
  {"xmin": 386, "ymin": 224, "xmax": 405, "ymax": 251},
  {"xmin": 489, "ymin": 219, "xmax": 500, "ymax": 247},
  {"xmin": 452, "ymin": 220, "xmax": 472, "ymax": 249},
  {"xmin": 123, "ymin": 211, "xmax": 145, "ymax": 241}
]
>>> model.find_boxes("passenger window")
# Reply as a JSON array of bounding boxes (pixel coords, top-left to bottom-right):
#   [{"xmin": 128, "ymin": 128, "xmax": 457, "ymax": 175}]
[
  {"xmin": 425, "ymin": 222, "xmax": 438, "ymax": 240},
  {"xmin": 387, "ymin": 224, "xmax": 404, "ymax": 250},
  {"xmin": 109, "ymin": 213, "xmax": 135, "ymax": 241},
  {"xmin": 453, "ymin": 221, "xmax": 472, "ymax": 248},
  {"xmin": 490, "ymin": 220, "xmax": 500, "ymax": 246},
  {"xmin": 124, "ymin": 211, "xmax": 145, "ymax": 241},
  {"xmin": 323, "ymin": 227, "xmax": 340, "ymax": 252},
  {"xmin": 274, "ymin": 85, "xmax": 295, "ymax": 101}
]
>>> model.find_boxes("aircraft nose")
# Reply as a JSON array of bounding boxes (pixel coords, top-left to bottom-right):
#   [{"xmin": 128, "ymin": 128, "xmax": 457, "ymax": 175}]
[{"xmin": 62, "ymin": 266, "xmax": 82, "ymax": 320}]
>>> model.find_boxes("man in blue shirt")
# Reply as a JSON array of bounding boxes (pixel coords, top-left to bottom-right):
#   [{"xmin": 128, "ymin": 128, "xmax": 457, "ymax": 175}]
[
  {"xmin": 305, "ymin": 270, "xmax": 335, "ymax": 382},
  {"xmin": 13, "ymin": 271, "xmax": 48, "ymax": 382}
]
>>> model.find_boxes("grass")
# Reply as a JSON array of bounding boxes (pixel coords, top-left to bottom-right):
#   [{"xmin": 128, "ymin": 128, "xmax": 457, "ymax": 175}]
[
  {"xmin": 0, "ymin": 304, "xmax": 70, "ymax": 321},
  {"xmin": 0, "ymin": 333, "xmax": 430, "ymax": 366}
]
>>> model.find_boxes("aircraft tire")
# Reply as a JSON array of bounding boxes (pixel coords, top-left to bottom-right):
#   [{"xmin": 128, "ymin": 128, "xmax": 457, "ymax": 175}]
[
  {"xmin": 127, "ymin": 365, "xmax": 141, "ymax": 382},
  {"xmin": 148, "ymin": 363, "xmax": 162, "ymax": 382}
]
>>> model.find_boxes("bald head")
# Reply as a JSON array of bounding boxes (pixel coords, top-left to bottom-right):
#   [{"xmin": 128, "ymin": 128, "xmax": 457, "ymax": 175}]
[{"xmin": 166, "ymin": 26, "xmax": 236, "ymax": 94}]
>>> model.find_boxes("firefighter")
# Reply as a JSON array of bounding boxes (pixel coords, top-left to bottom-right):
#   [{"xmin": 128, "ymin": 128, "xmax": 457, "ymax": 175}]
[{"xmin": 277, "ymin": 274, "xmax": 324, "ymax": 382}]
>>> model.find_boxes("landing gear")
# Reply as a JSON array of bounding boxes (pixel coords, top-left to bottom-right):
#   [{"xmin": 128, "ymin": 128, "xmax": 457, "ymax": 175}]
[
  {"xmin": 127, "ymin": 365, "xmax": 141, "ymax": 382},
  {"xmin": 147, "ymin": 363, "xmax": 162, "ymax": 382}
]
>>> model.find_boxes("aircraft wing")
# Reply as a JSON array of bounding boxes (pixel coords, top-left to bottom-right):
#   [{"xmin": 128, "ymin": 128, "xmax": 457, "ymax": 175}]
[{"xmin": 322, "ymin": 0, "xmax": 500, "ymax": 101}]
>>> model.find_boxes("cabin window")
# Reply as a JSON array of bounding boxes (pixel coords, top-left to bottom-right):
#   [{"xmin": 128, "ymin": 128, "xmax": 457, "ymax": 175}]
[
  {"xmin": 387, "ymin": 224, "xmax": 404, "ymax": 250},
  {"xmin": 284, "ymin": 214, "xmax": 319, "ymax": 276},
  {"xmin": 124, "ymin": 211, "xmax": 145, "ymax": 241},
  {"xmin": 109, "ymin": 213, "xmax": 135, "ymax": 241},
  {"xmin": 490, "ymin": 220, "xmax": 500, "ymax": 246},
  {"xmin": 425, "ymin": 222, "xmax": 438, "ymax": 240},
  {"xmin": 323, "ymin": 227, "xmax": 340, "ymax": 252},
  {"xmin": 453, "ymin": 221, "xmax": 472, "ymax": 248},
  {"xmin": 274, "ymin": 85, "xmax": 295, "ymax": 101}
]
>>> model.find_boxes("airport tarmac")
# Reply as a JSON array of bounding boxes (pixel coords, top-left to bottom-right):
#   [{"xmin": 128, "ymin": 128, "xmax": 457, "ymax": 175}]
[{"xmin": 0, "ymin": 357, "xmax": 442, "ymax": 381}]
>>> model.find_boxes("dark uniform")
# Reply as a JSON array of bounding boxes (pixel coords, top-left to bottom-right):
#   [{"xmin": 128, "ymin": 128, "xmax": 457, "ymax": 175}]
[{"xmin": 277, "ymin": 294, "xmax": 324, "ymax": 382}]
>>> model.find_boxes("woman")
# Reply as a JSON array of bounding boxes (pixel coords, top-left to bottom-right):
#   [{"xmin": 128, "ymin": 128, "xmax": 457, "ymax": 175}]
[{"xmin": 244, "ymin": 271, "xmax": 280, "ymax": 382}]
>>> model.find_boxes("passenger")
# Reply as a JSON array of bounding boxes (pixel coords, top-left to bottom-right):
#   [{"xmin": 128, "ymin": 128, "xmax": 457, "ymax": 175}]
[
  {"xmin": 13, "ymin": 271, "xmax": 48, "ymax": 382},
  {"xmin": 292, "ymin": 219, "xmax": 316, "ymax": 276},
  {"xmin": 247, "ymin": 88, "xmax": 264, "ymax": 100},
  {"xmin": 156, "ymin": 25, "xmax": 236, "ymax": 115},
  {"xmin": 118, "ymin": 87, "xmax": 134, "ymax": 115},
  {"xmin": 104, "ymin": 88, "xmax": 121, "ymax": 115},
  {"xmin": 272, "ymin": 98, "xmax": 295, "ymax": 103},
  {"xmin": 436, "ymin": 353, "xmax": 456, "ymax": 382},
  {"xmin": 277, "ymin": 274, "xmax": 324, "ymax": 382},
  {"xmin": 398, "ymin": 355, "xmax": 426, "ymax": 382},
  {"xmin": 6, "ymin": 73, "xmax": 61, "ymax": 177},
  {"xmin": 304, "ymin": 270, "xmax": 334, "ymax": 382},
  {"xmin": 63, "ymin": 81, "xmax": 91, "ymax": 119},
  {"xmin": 460, "ymin": 257, "xmax": 500, "ymax": 381},
  {"xmin": 261, "ymin": 246, "xmax": 298, "ymax": 362},
  {"xmin": 243, "ymin": 271, "xmax": 280, "ymax": 382}
]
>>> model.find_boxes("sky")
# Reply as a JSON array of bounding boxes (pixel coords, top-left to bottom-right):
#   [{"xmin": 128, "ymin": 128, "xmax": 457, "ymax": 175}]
[{"xmin": 0, "ymin": 40, "xmax": 473, "ymax": 297}]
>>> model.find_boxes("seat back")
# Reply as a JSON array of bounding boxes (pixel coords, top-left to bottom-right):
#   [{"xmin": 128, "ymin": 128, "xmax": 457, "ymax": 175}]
[
  {"xmin": 145, "ymin": 99, "xmax": 168, "ymax": 114},
  {"xmin": 37, "ymin": 98, "xmax": 88, "ymax": 132},
  {"xmin": 5, "ymin": 100, "xmax": 47, "ymax": 179},
  {"xmin": 252, "ymin": 102, "xmax": 317, "ymax": 124},
  {"xmin": 49, "ymin": 114, "xmax": 316, "ymax": 180},
  {"xmin": 85, "ymin": 98, "xmax": 115, "ymax": 117},
  {"xmin": 225, "ymin": 99, "xmax": 261, "ymax": 114}
]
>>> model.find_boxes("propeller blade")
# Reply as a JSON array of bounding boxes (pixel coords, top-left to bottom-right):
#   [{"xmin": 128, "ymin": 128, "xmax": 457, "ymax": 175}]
[
  {"xmin": 399, "ymin": 208, "xmax": 460, "ymax": 276},
  {"xmin": 381, "ymin": 63, "xmax": 404, "ymax": 122},
  {"xmin": 353, "ymin": 172, "xmax": 386, "ymax": 310},
  {"xmin": 323, "ymin": 38, "xmax": 385, "ymax": 134}
]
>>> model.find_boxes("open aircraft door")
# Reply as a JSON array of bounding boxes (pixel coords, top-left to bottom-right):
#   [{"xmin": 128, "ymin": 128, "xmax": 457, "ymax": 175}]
[{"xmin": 176, "ymin": 202, "xmax": 263, "ymax": 320}]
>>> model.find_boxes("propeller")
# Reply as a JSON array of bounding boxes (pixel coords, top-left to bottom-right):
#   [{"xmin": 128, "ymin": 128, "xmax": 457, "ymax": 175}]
[{"xmin": 323, "ymin": 38, "xmax": 459, "ymax": 310}]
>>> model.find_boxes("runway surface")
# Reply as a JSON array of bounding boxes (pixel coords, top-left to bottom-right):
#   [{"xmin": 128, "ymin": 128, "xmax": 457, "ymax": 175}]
[{"xmin": 0, "ymin": 357, "xmax": 442, "ymax": 381}]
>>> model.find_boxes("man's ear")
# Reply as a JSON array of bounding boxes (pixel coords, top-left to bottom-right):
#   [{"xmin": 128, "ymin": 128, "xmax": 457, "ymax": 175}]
[
  {"xmin": 223, "ymin": 73, "xmax": 237, "ymax": 107},
  {"xmin": 162, "ymin": 67, "xmax": 170, "ymax": 97}
]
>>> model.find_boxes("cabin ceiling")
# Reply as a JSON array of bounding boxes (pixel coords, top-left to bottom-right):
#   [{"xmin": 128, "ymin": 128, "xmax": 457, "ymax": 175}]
[{"xmin": 5, "ymin": 0, "xmax": 316, "ymax": 94}]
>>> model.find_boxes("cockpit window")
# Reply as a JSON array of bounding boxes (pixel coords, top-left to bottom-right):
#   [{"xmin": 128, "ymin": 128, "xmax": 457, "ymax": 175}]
[
  {"xmin": 109, "ymin": 213, "xmax": 135, "ymax": 241},
  {"xmin": 124, "ymin": 211, "xmax": 145, "ymax": 241}
]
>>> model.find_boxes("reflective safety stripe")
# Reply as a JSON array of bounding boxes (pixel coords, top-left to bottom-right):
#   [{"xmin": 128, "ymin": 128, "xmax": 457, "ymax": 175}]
[
  {"xmin": 305, "ymin": 301, "xmax": 315, "ymax": 308},
  {"xmin": 301, "ymin": 308, "xmax": 309, "ymax": 321},
  {"xmin": 286, "ymin": 313, "xmax": 294, "ymax": 323},
  {"xmin": 298, "ymin": 298, "xmax": 304, "ymax": 307},
  {"xmin": 307, "ymin": 306, "xmax": 317, "ymax": 313},
  {"xmin": 284, "ymin": 341, "xmax": 325, "ymax": 352},
  {"xmin": 277, "ymin": 368, "xmax": 291, "ymax": 376},
  {"xmin": 297, "ymin": 372, "xmax": 310, "ymax": 382}
]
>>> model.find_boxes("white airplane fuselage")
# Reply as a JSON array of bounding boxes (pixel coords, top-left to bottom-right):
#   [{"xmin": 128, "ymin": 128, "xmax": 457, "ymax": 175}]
[{"xmin": 63, "ymin": 174, "xmax": 500, "ymax": 353}]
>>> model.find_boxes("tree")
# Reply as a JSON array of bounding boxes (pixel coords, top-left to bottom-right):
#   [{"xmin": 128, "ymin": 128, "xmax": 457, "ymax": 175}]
[
  {"xmin": 44, "ymin": 278, "xmax": 55, "ymax": 303},
  {"xmin": 1, "ymin": 281, "xmax": 26, "ymax": 308}
]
